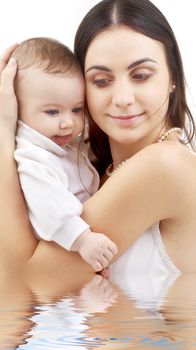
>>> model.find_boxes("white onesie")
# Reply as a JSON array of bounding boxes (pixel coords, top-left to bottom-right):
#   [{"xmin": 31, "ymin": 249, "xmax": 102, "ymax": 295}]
[{"xmin": 14, "ymin": 121, "xmax": 100, "ymax": 250}]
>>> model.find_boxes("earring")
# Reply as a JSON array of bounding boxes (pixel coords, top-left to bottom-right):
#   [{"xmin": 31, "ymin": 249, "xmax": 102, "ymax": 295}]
[{"xmin": 171, "ymin": 84, "xmax": 176, "ymax": 91}]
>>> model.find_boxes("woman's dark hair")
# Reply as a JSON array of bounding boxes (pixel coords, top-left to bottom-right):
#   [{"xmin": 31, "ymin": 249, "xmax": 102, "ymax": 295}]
[{"xmin": 74, "ymin": 0, "xmax": 195, "ymax": 176}]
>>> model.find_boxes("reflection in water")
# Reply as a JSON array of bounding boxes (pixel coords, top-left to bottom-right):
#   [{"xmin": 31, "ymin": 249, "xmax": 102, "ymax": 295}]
[
  {"xmin": 18, "ymin": 275, "xmax": 117, "ymax": 349},
  {"xmin": 1, "ymin": 271, "xmax": 196, "ymax": 349}
]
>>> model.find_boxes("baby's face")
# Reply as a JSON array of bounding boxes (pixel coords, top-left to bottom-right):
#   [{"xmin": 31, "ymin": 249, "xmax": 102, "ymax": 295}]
[{"xmin": 17, "ymin": 67, "xmax": 85, "ymax": 147}]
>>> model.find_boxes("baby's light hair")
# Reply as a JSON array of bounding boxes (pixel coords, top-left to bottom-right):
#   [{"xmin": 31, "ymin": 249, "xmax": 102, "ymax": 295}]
[{"xmin": 12, "ymin": 37, "xmax": 82, "ymax": 75}]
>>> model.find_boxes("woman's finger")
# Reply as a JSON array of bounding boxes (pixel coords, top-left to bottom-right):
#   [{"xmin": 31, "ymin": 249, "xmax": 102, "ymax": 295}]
[
  {"xmin": 0, "ymin": 58, "xmax": 18, "ymax": 126},
  {"xmin": 0, "ymin": 58, "xmax": 17, "ymax": 93},
  {"xmin": 0, "ymin": 43, "xmax": 18, "ymax": 76}
]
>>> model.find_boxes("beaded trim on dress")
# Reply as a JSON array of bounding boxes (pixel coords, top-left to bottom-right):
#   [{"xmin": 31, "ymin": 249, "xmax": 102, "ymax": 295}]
[{"xmin": 152, "ymin": 223, "xmax": 181, "ymax": 276}]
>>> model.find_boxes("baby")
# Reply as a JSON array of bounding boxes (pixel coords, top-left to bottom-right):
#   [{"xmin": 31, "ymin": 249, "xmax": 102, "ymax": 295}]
[{"xmin": 13, "ymin": 37, "xmax": 117, "ymax": 271}]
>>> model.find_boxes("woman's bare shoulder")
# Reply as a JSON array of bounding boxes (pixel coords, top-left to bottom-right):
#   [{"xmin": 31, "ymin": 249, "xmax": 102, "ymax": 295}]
[
  {"xmin": 136, "ymin": 141, "xmax": 196, "ymax": 173},
  {"xmin": 123, "ymin": 141, "xmax": 196, "ymax": 203}
]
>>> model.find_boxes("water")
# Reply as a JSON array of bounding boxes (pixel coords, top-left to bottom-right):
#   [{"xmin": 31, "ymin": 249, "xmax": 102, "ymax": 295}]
[{"xmin": 1, "ymin": 273, "xmax": 196, "ymax": 349}]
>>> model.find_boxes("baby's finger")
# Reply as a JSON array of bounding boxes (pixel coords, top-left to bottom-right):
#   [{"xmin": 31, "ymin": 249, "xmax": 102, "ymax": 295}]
[
  {"xmin": 0, "ymin": 44, "xmax": 18, "ymax": 75},
  {"xmin": 98, "ymin": 255, "xmax": 109, "ymax": 269},
  {"xmin": 93, "ymin": 260, "xmax": 103, "ymax": 272},
  {"xmin": 108, "ymin": 241, "xmax": 118, "ymax": 255},
  {"xmin": 102, "ymin": 249, "xmax": 113, "ymax": 262}
]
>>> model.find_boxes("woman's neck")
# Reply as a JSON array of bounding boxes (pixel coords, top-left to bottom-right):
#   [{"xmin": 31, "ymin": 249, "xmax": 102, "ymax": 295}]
[
  {"xmin": 108, "ymin": 124, "xmax": 175, "ymax": 168},
  {"xmin": 109, "ymin": 136, "xmax": 153, "ymax": 169}
]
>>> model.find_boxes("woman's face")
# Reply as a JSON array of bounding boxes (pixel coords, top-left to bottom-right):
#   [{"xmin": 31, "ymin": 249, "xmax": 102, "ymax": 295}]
[{"xmin": 85, "ymin": 26, "xmax": 173, "ymax": 146}]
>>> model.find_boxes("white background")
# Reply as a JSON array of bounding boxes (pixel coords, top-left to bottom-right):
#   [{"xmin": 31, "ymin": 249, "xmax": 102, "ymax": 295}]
[{"xmin": 0, "ymin": 0, "xmax": 195, "ymax": 112}]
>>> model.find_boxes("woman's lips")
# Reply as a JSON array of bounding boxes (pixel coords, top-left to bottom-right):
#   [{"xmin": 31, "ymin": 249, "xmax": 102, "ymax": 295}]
[{"xmin": 109, "ymin": 113, "xmax": 145, "ymax": 125}]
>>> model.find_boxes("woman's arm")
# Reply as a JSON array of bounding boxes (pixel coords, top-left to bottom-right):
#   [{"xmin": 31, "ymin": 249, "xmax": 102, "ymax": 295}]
[
  {"xmin": 82, "ymin": 142, "xmax": 185, "ymax": 259},
  {"xmin": 0, "ymin": 50, "xmax": 36, "ymax": 268}
]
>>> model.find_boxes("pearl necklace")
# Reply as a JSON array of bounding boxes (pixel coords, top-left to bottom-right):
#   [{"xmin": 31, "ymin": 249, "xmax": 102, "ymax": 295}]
[
  {"xmin": 157, "ymin": 127, "xmax": 183, "ymax": 142},
  {"xmin": 106, "ymin": 127, "xmax": 183, "ymax": 177},
  {"xmin": 106, "ymin": 159, "xmax": 128, "ymax": 177}
]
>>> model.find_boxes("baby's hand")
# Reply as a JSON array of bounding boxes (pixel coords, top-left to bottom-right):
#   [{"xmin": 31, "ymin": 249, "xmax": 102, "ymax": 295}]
[{"xmin": 71, "ymin": 229, "xmax": 118, "ymax": 271}]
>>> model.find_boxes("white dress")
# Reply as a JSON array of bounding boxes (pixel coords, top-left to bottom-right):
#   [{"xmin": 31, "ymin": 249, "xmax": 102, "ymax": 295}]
[{"xmin": 109, "ymin": 223, "xmax": 181, "ymax": 315}]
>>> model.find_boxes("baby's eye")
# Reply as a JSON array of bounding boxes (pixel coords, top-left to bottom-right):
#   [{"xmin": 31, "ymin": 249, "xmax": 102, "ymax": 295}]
[
  {"xmin": 45, "ymin": 109, "xmax": 59, "ymax": 117},
  {"xmin": 72, "ymin": 107, "xmax": 84, "ymax": 114}
]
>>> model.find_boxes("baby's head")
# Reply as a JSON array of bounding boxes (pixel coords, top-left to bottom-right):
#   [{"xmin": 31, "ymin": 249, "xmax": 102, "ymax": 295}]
[
  {"xmin": 13, "ymin": 37, "xmax": 82, "ymax": 76},
  {"xmin": 13, "ymin": 37, "xmax": 85, "ymax": 147}
]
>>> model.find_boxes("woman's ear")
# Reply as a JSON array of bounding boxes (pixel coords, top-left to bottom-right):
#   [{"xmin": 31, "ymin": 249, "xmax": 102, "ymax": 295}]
[{"xmin": 170, "ymin": 84, "xmax": 176, "ymax": 93}]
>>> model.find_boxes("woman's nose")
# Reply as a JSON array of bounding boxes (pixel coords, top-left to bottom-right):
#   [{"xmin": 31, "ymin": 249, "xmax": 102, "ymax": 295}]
[
  {"xmin": 59, "ymin": 116, "xmax": 74, "ymax": 129},
  {"xmin": 112, "ymin": 80, "xmax": 135, "ymax": 107}
]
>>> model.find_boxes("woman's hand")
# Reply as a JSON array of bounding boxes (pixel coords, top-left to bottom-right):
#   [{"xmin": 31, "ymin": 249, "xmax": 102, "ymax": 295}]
[{"xmin": 0, "ymin": 44, "xmax": 18, "ymax": 134}]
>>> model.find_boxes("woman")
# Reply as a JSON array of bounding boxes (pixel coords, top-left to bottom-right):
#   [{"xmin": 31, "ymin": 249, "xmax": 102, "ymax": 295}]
[{"xmin": 0, "ymin": 0, "xmax": 196, "ymax": 279}]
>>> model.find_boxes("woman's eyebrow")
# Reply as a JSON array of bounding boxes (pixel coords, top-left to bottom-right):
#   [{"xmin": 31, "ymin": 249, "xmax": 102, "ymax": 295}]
[
  {"xmin": 85, "ymin": 58, "xmax": 157, "ymax": 74},
  {"xmin": 127, "ymin": 58, "xmax": 157, "ymax": 70},
  {"xmin": 85, "ymin": 65, "xmax": 111, "ymax": 74}
]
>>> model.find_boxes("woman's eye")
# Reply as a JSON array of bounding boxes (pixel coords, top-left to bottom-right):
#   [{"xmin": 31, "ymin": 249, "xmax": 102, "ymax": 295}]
[
  {"xmin": 72, "ymin": 107, "xmax": 83, "ymax": 114},
  {"xmin": 45, "ymin": 109, "xmax": 59, "ymax": 117},
  {"xmin": 132, "ymin": 72, "xmax": 151, "ymax": 82},
  {"xmin": 93, "ymin": 78, "xmax": 111, "ymax": 88}
]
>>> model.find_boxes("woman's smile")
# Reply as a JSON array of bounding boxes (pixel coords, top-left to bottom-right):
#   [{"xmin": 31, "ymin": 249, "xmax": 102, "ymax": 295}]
[{"xmin": 108, "ymin": 113, "xmax": 145, "ymax": 126}]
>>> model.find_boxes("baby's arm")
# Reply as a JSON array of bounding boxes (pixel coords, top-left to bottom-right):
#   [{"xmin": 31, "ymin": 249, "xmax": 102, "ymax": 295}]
[
  {"xmin": 71, "ymin": 228, "xmax": 118, "ymax": 271},
  {"xmin": 15, "ymin": 139, "xmax": 118, "ymax": 271}
]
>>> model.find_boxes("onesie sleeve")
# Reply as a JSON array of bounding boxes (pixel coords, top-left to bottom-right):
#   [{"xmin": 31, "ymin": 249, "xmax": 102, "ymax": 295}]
[{"xmin": 14, "ymin": 145, "xmax": 89, "ymax": 251}]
